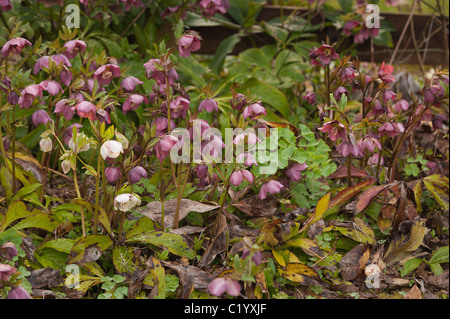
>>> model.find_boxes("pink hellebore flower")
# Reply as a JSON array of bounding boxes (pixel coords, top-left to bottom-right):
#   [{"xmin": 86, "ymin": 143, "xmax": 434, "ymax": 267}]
[
  {"xmin": 155, "ymin": 135, "xmax": 179, "ymax": 162},
  {"xmin": 75, "ymin": 101, "xmax": 97, "ymax": 121},
  {"xmin": 60, "ymin": 67, "xmax": 73, "ymax": 86},
  {"xmin": 54, "ymin": 99, "xmax": 76, "ymax": 120},
  {"xmin": 230, "ymin": 169, "xmax": 254, "ymax": 186},
  {"xmin": 39, "ymin": 80, "xmax": 63, "ymax": 96},
  {"xmin": 200, "ymin": 0, "xmax": 230, "ymax": 18},
  {"xmin": 34, "ymin": 56, "xmax": 51, "ymax": 75},
  {"xmin": 0, "ymin": 0, "xmax": 12, "ymax": 11},
  {"xmin": 382, "ymin": 90, "xmax": 397, "ymax": 104},
  {"xmin": 208, "ymin": 277, "xmax": 240, "ymax": 297},
  {"xmin": 236, "ymin": 152, "xmax": 258, "ymax": 167},
  {"xmin": 0, "ymin": 242, "xmax": 18, "ymax": 261},
  {"xmin": 143, "ymin": 58, "xmax": 166, "ymax": 84},
  {"xmin": 51, "ymin": 54, "xmax": 72, "ymax": 68},
  {"xmin": 122, "ymin": 94, "xmax": 149, "ymax": 114},
  {"xmin": 198, "ymin": 98, "xmax": 218, "ymax": 113},
  {"xmin": 359, "ymin": 135, "xmax": 382, "ymax": 153},
  {"xmin": 32, "ymin": 109, "xmax": 52, "ymax": 126},
  {"xmin": 242, "ymin": 249, "xmax": 262, "ymax": 266},
  {"xmin": 378, "ymin": 62, "xmax": 395, "ymax": 83},
  {"xmin": 302, "ymin": 91, "xmax": 316, "ymax": 105},
  {"xmin": 336, "ymin": 141, "xmax": 360, "ymax": 157},
  {"xmin": 318, "ymin": 120, "xmax": 347, "ymax": 142},
  {"xmin": 152, "ymin": 117, "xmax": 176, "ymax": 137},
  {"xmin": 242, "ymin": 103, "xmax": 266, "ymax": 119},
  {"xmin": 7, "ymin": 286, "xmax": 32, "ymax": 299},
  {"xmin": 259, "ymin": 180, "xmax": 284, "ymax": 200},
  {"xmin": 63, "ymin": 123, "xmax": 83, "ymax": 145},
  {"xmin": 394, "ymin": 99, "xmax": 409, "ymax": 113},
  {"xmin": 18, "ymin": 84, "xmax": 43, "ymax": 109},
  {"xmin": 169, "ymin": 95, "xmax": 190, "ymax": 118},
  {"xmin": 285, "ymin": 162, "xmax": 308, "ymax": 183},
  {"xmin": 128, "ymin": 166, "xmax": 147, "ymax": 184},
  {"xmin": 63, "ymin": 40, "xmax": 86, "ymax": 59},
  {"xmin": 121, "ymin": 76, "xmax": 143, "ymax": 92},
  {"xmin": 1, "ymin": 37, "xmax": 31, "ymax": 57},
  {"xmin": 368, "ymin": 153, "xmax": 384, "ymax": 166},
  {"xmin": 178, "ymin": 34, "xmax": 201, "ymax": 57},
  {"xmin": 309, "ymin": 44, "xmax": 339, "ymax": 65},
  {"xmin": 94, "ymin": 64, "xmax": 121, "ymax": 86},
  {"xmin": 233, "ymin": 132, "xmax": 261, "ymax": 146},
  {"xmin": 0, "ymin": 263, "xmax": 16, "ymax": 282},
  {"xmin": 378, "ymin": 122, "xmax": 404, "ymax": 138}
]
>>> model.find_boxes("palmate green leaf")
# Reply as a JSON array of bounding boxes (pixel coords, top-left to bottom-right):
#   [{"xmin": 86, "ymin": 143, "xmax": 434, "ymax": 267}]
[{"xmin": 126, "ymin": 231, "xmax": 195, "ymax": 259}]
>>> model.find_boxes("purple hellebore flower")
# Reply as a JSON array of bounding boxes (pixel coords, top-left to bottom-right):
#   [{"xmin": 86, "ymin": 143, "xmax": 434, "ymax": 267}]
[
  {"xmin": 63, "ymin": 40, "xmax": 86, "ymax": 59},
  {"xmin": 93, "ymin": 64, "xmax": 121, "ymax": 86},
  {"xmin": 368, "ymin": 153, "xmax": 384, "ymax": 166},
  {"xmin": 168, "ymin": 95, "xmax": 190, "ymax": 118},
  {"xmin": 230, "ymin": 169, "xmax": 254, "ymax": 186},
  {"xmin": 378, "ymin": 122, "xmax": 404, "ymax": 138},
  {"xmin": 1, "ymin": 37, "xmax": 31, "ymax": 57},
  {"xmin": 236, "ymin": 152, "xmax": 258, "ymax": 167},
  {"xmin": 0, "ymin": 242, "xmax": 18, "ymax": 261},
  {"xmin": 31, "ymin": 109, "xmax": 52, "ymax": 126},
  {"xmin": 424, "ymin": 84, "xmax": 445, "ymax": 104},
  {"xmin": 51, "ymin": 54, "xmax": 72, "ymax": 68},
  {"xmin": 198, "ymin": 98, "xmax": 218, "ymax": 113},
  {"xmin": 200, "ymin": 0, "xmax": 230, "ymax": 18},
  {"xmin": 317, "ymin": 120, "xmax": 347, "ymax": 142},
  {"xmin": 39, "ymin": 80, "xmax": 63, "ymax": 96},
  {"xmin": 155, "ymin": 135, "xmax": 179, "ymax": 162},
  {"xmin": 54, "ymin": 99, "xmax": 76, "ymax": 120},
  {"xmin": 0, "ymin": 263, "xmax": 16, "ymax": 282},
  {"xmin": 208, "ymin": 277, "xmax": 240, "ymax": 297},
  {"xmin": 242, "ymin": 103, "xmax": 266, "ymax": 119},
  {"xmin": 63, "ymin": 123, "xmax": 83, "ymax": 145},
  {"xmin": 152, "ymin": 117, "xmax": 176, "ymax": 137},
  {"xmin": 242, "ymin": 249, "xmax": 262, "ymax": 266},
  {"xmin": 382, "ymin": 90, "xmax": 397, "ymax": 104},
  {"xmin": 18, "ymin": 84, "xmax": 43, "ymax": 109},
  {"xmin": 7, "ymin": 286, "xmax": 32, "ymax": 299},
  {"xmin": 143, "ymin": 58, "xmax": 166, "ymax": 84},
  {"xmin": 122, "ymin": 94, "xmax": 149, "ymax": 114},
  {"xmin": 121, "ymin": 76, "xmax": 143, "ymax": 92},
  {"xmin": 34, "ymin": 56, "xmax": 51, "ymax": 75},
  {"xmin": 334, "ymin": 86, "xmax": 348, "ymax": 101},
  {"xmin": 60, "ymin": 67, "xmax": 73, "ymax": 86},
  {"xmin": 231, "ymin": 93, "xmax": 247, "ymax": 111},
  {"xmin": 336, "ymin": 141, "xmax": 360, "ymax": 157},
  {"xmin": 285, "ymin": 162, "xmax": 308, "ymax": 183},
  {"xmin": 359, "ymin": 135, "xmax": 382, "ymax": 153},
  {"xmin": 302, "ymin": 91, "xmax": 316, "ymax": 105},
  {"xmin": 0, "ymin": 0, "xmax": 12, "ymax": 11},
  {"xmin": 394, "ymin": 99, "xmax": 409, "ymax": 113},
  {"xmin": 178, "ymin": 34, "xmax": 201, "ymax": 57},
  {"xmin": 259, "ymin": 180, "xmax": 284, "ymax": 200},
  {"xmin": 128, "ymin": 166, "xmax": 147, "ymax": 184},
  {"xmin": 105, "ymin": 166, "xmax": 122, "ymax": 184},
  {"xmin": 342, "ymin": 67, "xmax": 356, "ymax": 82},
  {"xmin": 343, "ymin": 20, "xmax": 361, "ymax": 36},
  {"xmin": 309, "ymin": 44, "xmax": 339, "ymax": 65}
]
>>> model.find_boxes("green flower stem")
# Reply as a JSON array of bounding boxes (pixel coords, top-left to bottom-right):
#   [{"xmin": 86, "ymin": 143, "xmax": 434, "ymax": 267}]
[
  {"xmin": 173, "ymin": 164, "xmax": 190, "ymax": 229},
  {"xmin": 73, "ymin": 169, "xmax": 86, "ymax": 238}
]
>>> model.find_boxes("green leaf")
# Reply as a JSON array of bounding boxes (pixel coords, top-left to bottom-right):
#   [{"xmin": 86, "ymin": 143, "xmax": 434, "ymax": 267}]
[
  {"xmin": 335, "ymin": 218, "xmax": 377, "ymax": 245},
  {"xmin": 113, "ymin": 246, "xmax": 137, "ymax": 274},
  {"xmin": 240, "ymin": 78, "xmax": 290, "ymax": 118},
  {"xmin": 0, "ymin": 201, "xmax": 34, "ymax": 232},
  {"xmin": 38, "ymin": 239, "xmax": 75, "ymax": 254},
  {"xmin": 13, "ymin": 213, "xmax": 59, "ymax": 232},
  {"xmin": 422, "ymin": 175, "xmax": 449, "ymax": 211},
  {"xmin": 401, "ymin": 258, "xmax": 424, "ymax": 277},
  {"xmin": 240, "ymin": 48, "xmax": 272, "ymax": 73},
  {"xmin": 429, "ymin": 246, "xmax": 449, "ymax": 265},
  {"xmin": 126, "ymin": 231, "xmax": 195, "ymax": 259},
  {"xmin": 211, "ymin": 34, "xmax": 241, "ymax": 74},
  {"xmin": 68, "ymin": 235, "xmax": 113, "ymax": 264},
  {"xmin": 11, "ymin": 183, "xmax": 42, "ymax": 203}
]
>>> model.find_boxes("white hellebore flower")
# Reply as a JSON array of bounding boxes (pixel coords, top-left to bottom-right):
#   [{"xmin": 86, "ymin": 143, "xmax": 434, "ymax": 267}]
[
  {"xmin": 114, "ymin": 193, "xmax": 141, "ymax": 212},
  {"xmin": 39, "ymin": 137, "xmax": 53, "ymax": 152},
  {"xmin": 100, "ymin": 140, "xmax": 123, "ymax": 160}
]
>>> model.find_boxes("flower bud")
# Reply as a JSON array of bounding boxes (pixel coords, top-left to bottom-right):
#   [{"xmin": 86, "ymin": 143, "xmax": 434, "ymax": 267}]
[
  {"xmin": 39, "ymin": 137, "xmax": 53, "ymax": 152},
  {"xmin": 128, "ymin": 166, "xmax": 147, "ymax": 184},
  {"xmin": 105, "ymin": 166, "xmax": 122, "ymax": 184}
]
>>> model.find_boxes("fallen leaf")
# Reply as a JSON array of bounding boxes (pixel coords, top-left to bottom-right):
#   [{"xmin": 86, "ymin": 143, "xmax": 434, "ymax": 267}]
[
  {"xmin": 285, "ymin": 238, "xmax": 324, "ymax": 258},
  {"xmin": 404, "ymin": 284, "xmax": 422, "ymax": 299},
  {"xmin": 232, "ymin": 194, "xmax": 279, "ymax": 217},
  {"xmin": 355, "ymin": 183, "xmax": 399, "ymax": 215},
  {"xmin": 138, "ymin": 199, "xmax": 219, "ymax": 228},
  {"xmin": 333, "ymin": 218, "xmax": 377, "ymax": 244},
  {"xmin": 384, "ymin": 217, "xmax": 427, "ymax": 264},
  {"xmin": 27, "ymin": 267, "xmax": 63, "ymax": 289},
  {"xmin": 329, "ymin": 179, "xmax": 376, "ymax": 211},
  {"xmin": 299, "ymin": 192, "xmax": 330, "ymax": 233},
  {"xmin": 278, "ymin": 263, "xmax": 319, "ymax": 284},
  {"xmin": 198, "ymin": 213, "xmax": 227, "ymax": 268},
  {"xmin": 328, "ymin": 165, "xmax": 371, "ymax": 179},
  {"xmin": 339, "ymin": 244, "xmax": 370, "ymax": 281}
]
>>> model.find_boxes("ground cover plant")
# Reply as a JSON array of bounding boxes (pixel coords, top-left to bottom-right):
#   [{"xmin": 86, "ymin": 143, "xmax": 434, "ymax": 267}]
[{"xmin": 0, "ymin": 0, "xmax": 448, "ymax": 300}]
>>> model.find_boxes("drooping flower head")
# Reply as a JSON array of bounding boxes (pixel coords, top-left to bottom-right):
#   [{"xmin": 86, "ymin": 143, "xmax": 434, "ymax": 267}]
[
  {"xmin": 178, "ymin": 33, "xmax": 201, "ymax": 57},
  {"xmin": 63, "ymin": 40, "xmax": 86, "ymax": 59},
  {"xmin": 317, "ymin": 120, "xmax": 347, "ymax": 142},
  {"xmin": 128, "ymin": 166, "xmax": 148, "ymax": 184},
  {"xmin": 122, "ymin": 94, "xmax": 149, "ymax": 114},
  {"xmin": 198, "ymin": 98, "xmax": 218, "ymax": 113},
  {"xmin": 200, "ymin": 0, "xmax": 230, "ymax": 18},
  {"xmin": 208, "ymin": 277, "xmax": 240, "ymax": 297},
  {"xmin": 93, "ymin": 64, "xmax": 121, "ymax": 86},
  {"xmin": 285, "ymin": 162, "xmax": 308, "ymax": 183},
  {"xmin": 121, "ymin": 76, "xmax": 143, "ymax": 92},
  {"xmin": 31, "ymin": 109, "xmax": 52, "ymax": 126},
  {"xmin": 75, "ymin": 101, "xmax": 97, "ymax": 121},
  {"xmin": 114, "ymin": 193, "xmax": 141, "ymax": 212},
  {"xmin": 378, "ymin": 62, "xmax": 395, "ymax": 83},
  {"xmin": 242, "ymin": 103, "xmax": 266, "ymax": 119},
  {"xmin": 259, "ymin": 180, "xmax": 284, "ymax": 200},
  {"xmin": 18, "ymin": 84, "xmax": 43, "ymax": 109},
  {"xmin": 309, "ymin": 44, "xmax": 339, "ymax": 65},
  {"xmin": 1, "ymin": 37, "xmax": 31, "ymax": 57}
]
